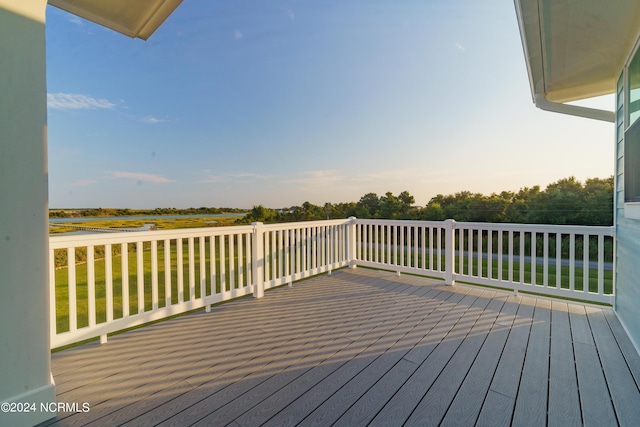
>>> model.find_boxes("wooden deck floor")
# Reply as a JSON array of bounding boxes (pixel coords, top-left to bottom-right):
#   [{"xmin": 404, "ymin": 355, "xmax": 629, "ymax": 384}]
[{"xmin": 41, "ymin": 268, "xmax": 640, "ymax": 426}]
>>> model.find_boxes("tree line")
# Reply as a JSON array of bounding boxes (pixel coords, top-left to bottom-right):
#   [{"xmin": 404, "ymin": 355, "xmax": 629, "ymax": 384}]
[{"xmin": 238, "ymin": 176, "xmax": 613, "ymax": 226}]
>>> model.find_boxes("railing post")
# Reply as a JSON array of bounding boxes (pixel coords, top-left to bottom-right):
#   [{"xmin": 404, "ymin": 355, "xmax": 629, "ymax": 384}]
[
  {"xmin": 445, "ymin": 219, "xmax": 456, "ymax": 286},
  {"xmin": 348, "ymin": 216, "xmax": 357, "ymax": 269},
  {"xmin": 252, "ymin": 222, "xmax": 265, "ymax": 298}
]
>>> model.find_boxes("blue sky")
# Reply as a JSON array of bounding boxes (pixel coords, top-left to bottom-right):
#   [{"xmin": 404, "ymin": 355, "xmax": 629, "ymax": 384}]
[{"xmin": 45, "ymin": 0, "xmax": 614, "ymax": 209}]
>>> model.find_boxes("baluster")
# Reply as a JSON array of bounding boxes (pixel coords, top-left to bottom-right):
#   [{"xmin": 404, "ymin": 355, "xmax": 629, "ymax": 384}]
[{"xmin": 151, "ymin": 240, "xmax": 158, "ymax": 309}]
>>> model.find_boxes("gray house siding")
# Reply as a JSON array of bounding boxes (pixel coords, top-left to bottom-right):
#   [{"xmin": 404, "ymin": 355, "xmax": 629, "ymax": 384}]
[{"xmin": 615, "ymin": 69, "xmax": 640, "ymax": 351}]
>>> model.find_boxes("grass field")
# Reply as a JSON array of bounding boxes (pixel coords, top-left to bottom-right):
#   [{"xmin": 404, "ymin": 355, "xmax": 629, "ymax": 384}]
[{"xmin": 49, "ymin": 215, "xmax": 242, "ymax": 234}]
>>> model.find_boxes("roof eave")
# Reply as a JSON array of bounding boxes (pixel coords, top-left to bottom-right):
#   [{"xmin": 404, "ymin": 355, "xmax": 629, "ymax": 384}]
[
  {"xmin": 48, "ymin": 0, "xmax": 183, "ymax": 40},
  {"xmin": 513, "ymin": 0, "xmax": 620, "ymax": 121}
]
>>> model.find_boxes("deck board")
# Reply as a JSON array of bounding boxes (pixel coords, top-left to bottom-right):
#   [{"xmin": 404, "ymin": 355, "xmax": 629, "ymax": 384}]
[
  {"xmin": 477, "ymin": 296, "xmax": 534, "ymax": 426},
  {"xmin": 548, "ymin": 301, "xmax": 581, "ymax": 427},
  {"xmin": 40, "ymin": 268, "xmax": 640, "ymax": 427},
  {"xmin": 258, "ymin": 289, "xmax": 457, "ymax": 427},
  {"xmin": 238, "ymin": 288, "xmax": 447, "ymax": 427},
  {"xmin": 362, "ymin": 291, "xmax": 482, "ymax": 426},
  {"xmin": 297, "ymin": 291, "xmax": 484, "ymax": 427},
  {"xmin": 512, "ymin": 298, "xmax": 551, "ymax": 427},
  {"xmin": 403, "ymin": 292, "xmax": 500, "ymax": 426},
  {"xmin": 439, "ymin": 294, "xmax": 519, "ymax": 426},
  {"xmin": 568, "ymin": 304, "xmax": 617, "ymax": 426},
  {"xmin": 603, "ymin": 309, "xmax": 640, "ymax": 387},
  {"xmin": 587, "ymin": 309, "xmax": 640, "ymax": 426}
]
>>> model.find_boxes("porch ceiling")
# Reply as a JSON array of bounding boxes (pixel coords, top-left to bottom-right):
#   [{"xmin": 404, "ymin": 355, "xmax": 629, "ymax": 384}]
[
  {"xmin": 47, "ymin": 0, "xmax": 182, "ymax": 40},
  {"xmin": 515, "ymin": 0, "xmax": 640, "ymax": 103}
]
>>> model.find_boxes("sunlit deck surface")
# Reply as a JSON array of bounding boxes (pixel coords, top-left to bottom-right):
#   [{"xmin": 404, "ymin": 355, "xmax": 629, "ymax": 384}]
[{"xmin": 42, "ymin": 268, "xmax": 640, "ymax": 426}]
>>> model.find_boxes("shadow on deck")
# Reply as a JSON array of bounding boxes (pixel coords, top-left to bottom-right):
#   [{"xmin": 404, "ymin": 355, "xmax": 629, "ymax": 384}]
[{"xmin": 41, "ymin": 269, "xmax": 640, "ymax": 426}]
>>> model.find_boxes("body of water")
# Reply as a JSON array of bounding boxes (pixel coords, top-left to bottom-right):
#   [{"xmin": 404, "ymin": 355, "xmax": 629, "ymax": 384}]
[{"xmin": 49, "ymin": 213, "xmax": 245, "ymax": 224}]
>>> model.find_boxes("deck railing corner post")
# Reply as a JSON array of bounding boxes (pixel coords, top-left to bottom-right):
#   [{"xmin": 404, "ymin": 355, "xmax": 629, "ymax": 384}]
[
  {"xmin": 444, "ymin": 218, "xmax": 456, "ymax": 285},
  {"xmin": 252, "ymin": 222, "xmax": 265, "ymax": 298},
  {"xmin": 348, "ymin": 216, "xmax": 357, "ymax": 269}
]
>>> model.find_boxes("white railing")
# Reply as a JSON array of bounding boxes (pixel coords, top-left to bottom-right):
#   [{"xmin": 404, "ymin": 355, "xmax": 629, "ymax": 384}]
[
  {"xmin": 355, "ymin": 219, "xmax": 450, "ymax": 280},
  {"xmin": 49, "ymin": 219, "xmax": 350, "ymax": 348},
  {"xmin": 49, "ymin": 218, "xmax": 615, "ymax": 348},
  {"xmin": 260, "ymin": 221, "xmax": 351, "ymax": 292},
  {"xmin": 354, "ymin": 219, "xmax": 615, "ymax": 305},
  {"xmin": 451, "ymin": 221, "xmax": 614, "ymax": 303}
]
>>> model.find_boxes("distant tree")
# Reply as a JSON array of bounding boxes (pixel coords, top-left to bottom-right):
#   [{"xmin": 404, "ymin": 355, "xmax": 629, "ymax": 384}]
[
  {"xmin": 239, "ymin": 205, "xmax": 280, "ymax": 223},
  {"xmin": 355, "ymin": 193, "xmax": 380, "ymax": 218},
  {"xmin": 468, "ymin": 193, "xmax": 512, "ymax": 222},
  {"xmin": 419, "ymin": 201, "xmax": 446, "ymax": 221},
  {"xmin": 397, "ymin": 191, "xmax": 415, "ymax": 217},
  {"xmin": 579, "ymin": 177, "xmax": 614, "ymax": 225},
  {"xmin": 379, "ymin": 192, "xmax": 403, "ymax": 219},
  {"xmin": 217, "ymin": 175, "xmax": 614, "ymax": 226},
  {"xmin": 325, "ymin": 202, "xmax": 357, "ymax": 219},
  {"xmin": 525, "ymin": 177, "xmax": 586, "ymax": 224},
  {"xmin": 504, "ymin": 186, "xmax": 540, "ymax": 223}
]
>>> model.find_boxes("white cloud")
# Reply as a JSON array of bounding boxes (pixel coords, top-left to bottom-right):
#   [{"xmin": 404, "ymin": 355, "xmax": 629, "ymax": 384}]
[
  {"xmin": 72, "ymin": 179, "xmax": 97, "ymax": 187},
  {"xmin": 68, "ymin": 16, "xmax": 83, "ymax": 26},
  {"xmin": 47, "ymin": 93, "xmax": 116, "ymax": 110},
  {"xmin": 234, "ymin": 30, "xmax": 243, "ymax": 40},
  {"xmin": 454, "ymin": 42, "xmax": 465, "ymax": 51},
  {"xmin": 139, "ymin": 116, "xmax": 167, "ymax": 124},
  {"xmin": 200, "ymin": 174, "xmax": 226, "ymax": 184},
  {"xmin": 199, "ymin": 171, "xmax": 264, "ymax": 183},
  {"xmin": 111, "ymin": 171, "xmax": 175, "ymax": 183}
]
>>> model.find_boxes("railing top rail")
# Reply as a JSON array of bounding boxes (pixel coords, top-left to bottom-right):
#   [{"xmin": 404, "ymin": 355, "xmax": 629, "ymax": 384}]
[
  {"xmin": 261, "ymin": 219, "xmax": 352, "ymax": 231},
  {"xmin": 49, "ymin": 218, "xmax": 616, "ymax": 249},
  {"xmin": 452, "ymin": 221, "xmax": 615, "ymax": 236},
  {"xmin": 49, "ymin": 219, "xmax": 354, "ymax": 249},
  {"xmin": 354, "ymin": 218, "xmax": 614, "ymax": 236},
  {"xmin": 354, "ymin": 218, "xmax": 447, "ymax": 227},
  {"xmin": 49, "ymin": 224, "xmax": 256, "ymax": 249}
]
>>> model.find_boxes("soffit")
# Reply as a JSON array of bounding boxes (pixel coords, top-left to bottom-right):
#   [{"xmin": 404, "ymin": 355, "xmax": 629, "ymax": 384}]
[
  {"xmin": 48, "ymin": 0, "xmax": 182, "ymax": 40},
  {"xmin": 516, "ymin": 0, "xmax": 640, "ymax": 103}
]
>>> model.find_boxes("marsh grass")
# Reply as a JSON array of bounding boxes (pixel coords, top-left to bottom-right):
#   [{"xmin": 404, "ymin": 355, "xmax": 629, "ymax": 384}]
[{"xmin": 49, "ymin": 215, "xmax": 241, "ymax": 234}]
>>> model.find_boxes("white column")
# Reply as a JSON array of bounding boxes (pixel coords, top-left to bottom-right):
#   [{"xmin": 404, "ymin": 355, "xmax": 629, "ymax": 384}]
[{"xmin": 0, "ymin": 1, "xmax": 55, "ymax": 426}]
